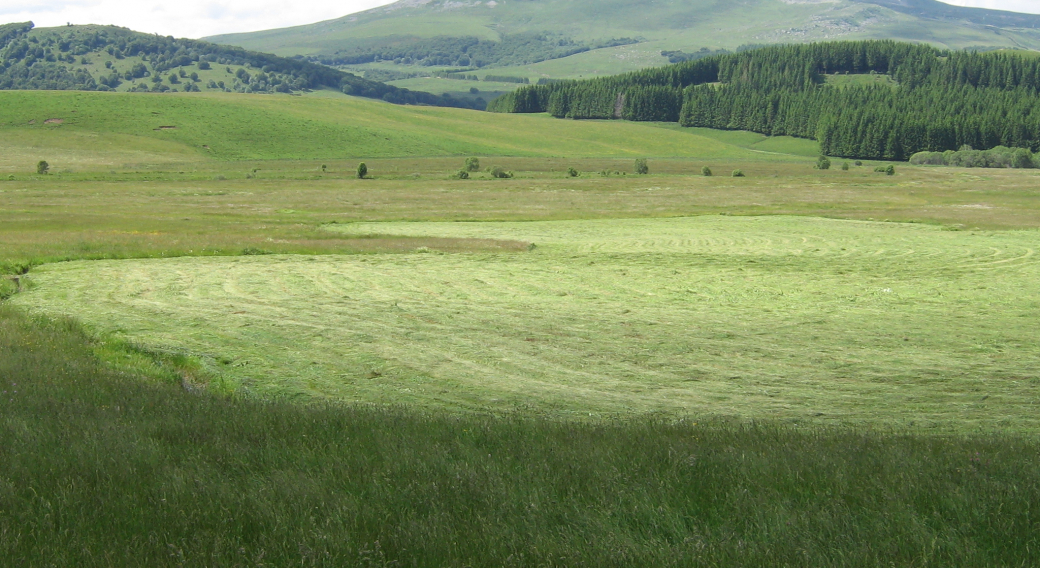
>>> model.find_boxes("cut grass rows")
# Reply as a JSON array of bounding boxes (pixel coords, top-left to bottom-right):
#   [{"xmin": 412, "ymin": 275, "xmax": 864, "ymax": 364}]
[{"xmin": 14, "ymin": 216, "xmax": 1040, "ymax": 431}]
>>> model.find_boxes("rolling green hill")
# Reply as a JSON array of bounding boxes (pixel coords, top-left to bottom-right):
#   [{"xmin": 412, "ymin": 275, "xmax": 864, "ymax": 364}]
[
  {"xmin": 0, "ymin": 89, "xmax": 817, "ymax": 165},
  {"xmin": 206, "ymin": 0, "xmax": 1040, "ymax": 95},
  {"xmin": 0, "ymin": 22, "xmax": 478, "ymax": 108}
]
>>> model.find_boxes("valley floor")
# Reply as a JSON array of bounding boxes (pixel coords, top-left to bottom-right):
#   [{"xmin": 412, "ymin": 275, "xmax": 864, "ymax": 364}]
[{"xmin": 2, "ymin": 94, "xmax": 1039, "ymax": 564}]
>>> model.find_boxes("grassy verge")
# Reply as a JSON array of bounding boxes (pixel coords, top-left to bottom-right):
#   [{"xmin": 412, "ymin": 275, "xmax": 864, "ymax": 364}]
[{"xmin": 2, "ymin": 305, "xmax": 1038, "ymax": 566}]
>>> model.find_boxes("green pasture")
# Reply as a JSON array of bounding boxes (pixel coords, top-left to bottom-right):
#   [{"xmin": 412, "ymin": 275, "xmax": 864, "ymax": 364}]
[
  {"xmin": 3, "ymin": 84, "xmax": 1040, "ymax": 564},
  {"xmin": 13, "ymin": 216, "xmax": 1040, "ymax": 432},
  {"xmin": 0, "ymin": 91, "xmax": 815, "ymax": 166},
  {"xmin": 4, "ymin": 307, "xmax": 1038, "ymax": 566}
]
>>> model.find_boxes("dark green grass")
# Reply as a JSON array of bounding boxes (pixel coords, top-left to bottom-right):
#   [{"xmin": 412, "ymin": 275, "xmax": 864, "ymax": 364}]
[{"xmin": 2, "ymin": 305, "xmax": 1039, "ymax": 566}]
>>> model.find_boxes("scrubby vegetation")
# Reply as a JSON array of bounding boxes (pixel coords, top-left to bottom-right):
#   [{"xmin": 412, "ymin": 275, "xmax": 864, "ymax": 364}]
[
  {"xmin": 911, "ymin": 145, "xmax": 1038, "ymax": 168},
  {"xmin": 490, "ymin": 40, "xmax": 1040, "ymax": 160}
]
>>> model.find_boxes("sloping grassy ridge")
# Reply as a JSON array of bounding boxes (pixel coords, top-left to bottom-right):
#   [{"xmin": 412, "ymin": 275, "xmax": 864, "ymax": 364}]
[{"xmin": 0, "ymin": 90, "xmax": 802, "ymax": 161}]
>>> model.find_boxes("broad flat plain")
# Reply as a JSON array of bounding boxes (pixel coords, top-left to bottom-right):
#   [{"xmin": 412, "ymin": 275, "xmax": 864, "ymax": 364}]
[{"xmin": 14, "ymin": 215, "xmax": 1040, "ymax": 431}]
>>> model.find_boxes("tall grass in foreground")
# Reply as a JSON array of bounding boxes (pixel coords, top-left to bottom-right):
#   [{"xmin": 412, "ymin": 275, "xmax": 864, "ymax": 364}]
[{"xmin": 1, "ymin": 305, "xmax": 1038, "ymax": 567}]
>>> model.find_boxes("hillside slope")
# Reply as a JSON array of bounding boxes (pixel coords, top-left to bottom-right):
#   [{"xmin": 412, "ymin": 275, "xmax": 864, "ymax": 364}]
[
  {"xmin": 206, "ymin": 0, "xmax": 1040, "ymax": 88},
  {"xmin": 0, "ymin": 22, "xmax": 478, "ymax": 108},
  {"xmin": 489, "ymin": 40, "xmax": 1040, "ymax": 161},
  {"xmin": 0, "ymin": 90, "xmax": 817, "ymax": 164}
]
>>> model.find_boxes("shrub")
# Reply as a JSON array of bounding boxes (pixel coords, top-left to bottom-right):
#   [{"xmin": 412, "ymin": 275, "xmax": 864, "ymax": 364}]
[
  {"xmin": 841, "ymin": 162, "xmax": 850, "ymax": 171},
  {"xmin": 465, "ymin": 157, "xmax": 480, "ymax": 172},
  {"xmin": 634, "ymin": 158, "xmax": 649, "ymax": 175},
  {"xmin": 1012, "ymin": 148, "xmax": 1033, "ymax": 169},
  {"xmin": 909, "ymin": 152, "xmax": 946, "ymax": 166},
  {"xmin": 732, "ymin": 169, "xmax": 745, "ymax": 177},
  {"xmin": 567, "ymin": 167, "xmax": 579, "ymax": 177},
  {"xmin": 451, "ymin": 169, "xmax": 470, "ymax": 180},
  {"xmin": 885, "ymin": 165, "xmax": 896, "ymax": 176},
  {"xmin": 816, "ymin": 156, "xmax": 831, "ymax": 170},
  {"xmin": 36, "ymin": 160, "xmax": 49, "ymax": 175},
  {"xmin": 321, "ymin": 164, "xmax": 327, "ymax": 173},
  {"xmin": 854, "ymin": 160, "xmax": 863, "ymax": 166},
  {"xmin": 702, "ymin": 166, "xmax": 712, "ymax": 176},
  {"xmin": 874, "ymin": 166, "xmax": 887, "ymax": 173},
  {"xmin": 490, "ymin": 166, "xmax": 513, "ymax": 179},
  {"xmin": 357, "ymin": 162, "xmax": 368, "ymax": 179}
]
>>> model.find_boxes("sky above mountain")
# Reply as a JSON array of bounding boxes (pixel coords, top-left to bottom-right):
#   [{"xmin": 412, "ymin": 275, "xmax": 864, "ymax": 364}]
[{"xmin": 1, "ymin": 0, "xmax": 1038, "ymax": 40}]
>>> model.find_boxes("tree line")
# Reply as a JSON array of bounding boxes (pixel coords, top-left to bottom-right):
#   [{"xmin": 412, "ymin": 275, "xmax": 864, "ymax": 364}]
[{"xmin": 488, "ymin": 41, "xmax": 1040, "ymax": 160}]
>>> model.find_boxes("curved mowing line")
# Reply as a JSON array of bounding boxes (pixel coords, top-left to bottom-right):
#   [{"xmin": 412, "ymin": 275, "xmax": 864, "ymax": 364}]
[{"xmin": 11, "ymin": 216, "xmax": 1040, "ymax": 429}]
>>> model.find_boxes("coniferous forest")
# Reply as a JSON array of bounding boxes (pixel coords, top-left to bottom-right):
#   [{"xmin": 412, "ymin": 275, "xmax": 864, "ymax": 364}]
[{"xmin": 488, "ymin": 41, "xmax": 1040, "ymax": 160}]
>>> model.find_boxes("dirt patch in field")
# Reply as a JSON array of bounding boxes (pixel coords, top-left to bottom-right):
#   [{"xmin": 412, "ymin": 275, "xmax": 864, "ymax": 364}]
[
  {"xmin": 154, "ymin": 126, "xmax": 177, "ymax": 131},
  {"xmin": 44, "ymin": 118, "xmax": 63, "ymax": 125}
]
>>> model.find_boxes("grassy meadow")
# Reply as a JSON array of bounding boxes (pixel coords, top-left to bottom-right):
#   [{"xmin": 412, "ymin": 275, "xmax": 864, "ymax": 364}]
[
  {"xmin": 13, "ymin": 216, "xmax": 1040, "ymax": 432},
  {"xmin": 3, "ymin": 88, "xmax": 1040, "ymax": 565},
  {"xmin": 0, "ymin": 90, "xmax": 808, "ymax": 165}
]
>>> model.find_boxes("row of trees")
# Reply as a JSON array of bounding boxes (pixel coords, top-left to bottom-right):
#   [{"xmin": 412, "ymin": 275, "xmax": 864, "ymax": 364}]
[{"xmin": 488, "ymin": 41, "xmax": 1040, "ymax": 160}]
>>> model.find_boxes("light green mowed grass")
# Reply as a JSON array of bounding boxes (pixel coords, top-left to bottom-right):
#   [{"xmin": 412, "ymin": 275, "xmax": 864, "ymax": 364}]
[{"xmin": 14, "ymin": 216, "xmax": 1040, "ymax": 432}]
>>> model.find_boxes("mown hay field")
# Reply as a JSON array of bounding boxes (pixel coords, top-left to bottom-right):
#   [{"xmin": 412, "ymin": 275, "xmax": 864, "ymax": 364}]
[{"xmin": 13, "ymin": 215, "xmax": 1039, "ymax": 432}]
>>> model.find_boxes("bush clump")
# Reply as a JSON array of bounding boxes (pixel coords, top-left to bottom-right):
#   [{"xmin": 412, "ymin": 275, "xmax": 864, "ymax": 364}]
[
  {"xmin": 634, "ymin": 158, "xmax": 649, "ymax": 175},
  {"xmin": 702, "ymin": 166, "xmax": 712, "ymax": 176},
  {"xmin": 465, "ymin": 157, "xmax": 480, "ymax": 172},
  {"xmin": 36, "ymin": 160, "xmax": 49, "ymax": 175},
  {"xmin": 357, "ymin": 162, "xmax": 368, "ymax": 179},
  {"xmin": 732, "ymin": 169, "xmax": 745, "ymax": 177},
  {"xmin": 909, "ymin": 145, "xmax": 1036, "ymax": 169},
  {"xmin": 451, "ymin": 169, "xmax": 470, "ymax": 180},
  {"xmin": 490, "ymin": 166, "xmax": 513, "ymax": 179},
  {"xmin": 816, "ymin": 156, "xmax": 831, "ymax": 170},
  {"xmin": 567, "ymin": 167, "xmax": 579, "ymax": 177}
]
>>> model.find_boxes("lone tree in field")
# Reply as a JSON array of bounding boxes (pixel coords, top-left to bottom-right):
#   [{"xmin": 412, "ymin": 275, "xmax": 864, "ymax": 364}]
[
  {"xmin": 465, "ymin": 157, "xmax": 480, "ymax": 172},
  {"xmin": 357, "ymin": 162, "xmax": 368, "ymax": 179},
  {"xmin": 634, "ymin": 158, "xmax": 649, "ymax": 175},
  {"xmin": 36, "ymin": 160, "xmax": 49, "ymax": 175},
  {"xmin": 702, "ymin": 166, "xmax": 712, "ymax": 176}
]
